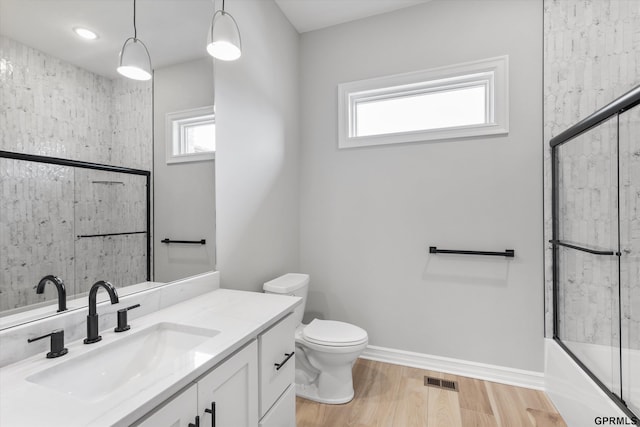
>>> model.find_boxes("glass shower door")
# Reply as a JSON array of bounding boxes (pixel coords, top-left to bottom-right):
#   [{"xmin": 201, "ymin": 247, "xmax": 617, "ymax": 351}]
[
  {"xmin": 555, "ymin": 115, "xmax": 622, "ymax": 398},
  {"xmin": 620, "ymin": 103, "xmax": 640, "ymax": 414}
]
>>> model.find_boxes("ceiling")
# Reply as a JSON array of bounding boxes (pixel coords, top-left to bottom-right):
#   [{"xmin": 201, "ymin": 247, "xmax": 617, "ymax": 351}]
[
  {"xmin": 0, "ymin": 0, "xmax": 431, "ymax": 80},
  {"xmin": 274, "ymin": 0, "xmax": 432, "ymax": 33},
  {"xmin": 0, "ymin": 0, "xmax": 215, "ymax": 79}
]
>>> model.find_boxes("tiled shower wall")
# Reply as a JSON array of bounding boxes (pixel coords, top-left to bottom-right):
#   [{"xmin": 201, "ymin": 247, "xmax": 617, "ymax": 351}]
[
  {"xmin": 543, "ymin": 0, "xmax": 640, "ymax": 349},
  {"xmin": 0, "ymin": 36, "xmax": 152, "ymax": 169},
  {"xmin": 0, "ymin": 36, "xmax": 152, "ymax": 312}
]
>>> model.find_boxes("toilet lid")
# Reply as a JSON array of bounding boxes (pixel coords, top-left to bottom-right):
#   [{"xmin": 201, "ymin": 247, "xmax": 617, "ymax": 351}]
[{"xmin": 302, "ymin": 319, "xmax": 368, "ymax": 347}]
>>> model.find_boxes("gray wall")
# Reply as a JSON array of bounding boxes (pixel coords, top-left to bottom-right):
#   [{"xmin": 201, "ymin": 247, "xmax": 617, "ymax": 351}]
[
  {"xmin": 215, "ymin": 0, "xmax": 300, "ymax": 290},
  {"xmin": 154, "ymin": 58, "xmax": 216, "ymax": 282},
  {"xmin": 298, "ymin": 0, "xmax": 544, "ymax": 371}
]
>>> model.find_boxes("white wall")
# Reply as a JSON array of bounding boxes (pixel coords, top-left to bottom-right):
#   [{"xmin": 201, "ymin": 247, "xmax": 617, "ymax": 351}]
[
  {"xmin": 299, "ymin": 0, "xmax": 544, "ymax": 371},
  {"xmin": 154, "ymin": 58, "xmax": 216, "ymax": 282},
  {"xmin": 215, "ymin": 0, "xmax": 300, "ymax": 291}
]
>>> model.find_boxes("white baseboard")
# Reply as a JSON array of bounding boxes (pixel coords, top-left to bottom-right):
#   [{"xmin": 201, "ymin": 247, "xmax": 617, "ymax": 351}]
[{"xmin": 360, "ymin": 345, "xmax": 545, "ymax": 390}]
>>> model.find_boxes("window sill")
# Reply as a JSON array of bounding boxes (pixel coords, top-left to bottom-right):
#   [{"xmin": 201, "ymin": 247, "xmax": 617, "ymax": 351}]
[
  {"xmin": 166, "ymin": 152, "xmax": 215, "ymax": 164},
  {"xmin": 339, "ymin": 122, "xmax": 509, "ymax": 149}
]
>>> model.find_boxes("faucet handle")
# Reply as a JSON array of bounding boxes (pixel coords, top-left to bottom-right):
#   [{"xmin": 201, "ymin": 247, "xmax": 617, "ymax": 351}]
[
  {"xmin": 114, "ymin": 304, "xmax": 141, "ymax": 332},
  {"xmin": 27, "ymin": 329, "xmax": 68, "ymax": 358}
]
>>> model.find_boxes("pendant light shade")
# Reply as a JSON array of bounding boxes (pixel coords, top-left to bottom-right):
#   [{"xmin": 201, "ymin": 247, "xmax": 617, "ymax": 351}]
[
  {"xmin": 118, "ymin": 37, "xmax": 152, "ymax": 80},
  {"xmin": 117, "ymin": 0, "xmax": 152, "ymax": 80},
  {"xmin": 207, "ymin": 8, "xmax": 242, "ymax": 61}
]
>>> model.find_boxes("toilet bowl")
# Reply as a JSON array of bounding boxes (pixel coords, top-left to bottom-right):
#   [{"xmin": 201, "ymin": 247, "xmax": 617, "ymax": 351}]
[
  {"xmin": 263, "ymin": 274, "xmax": 368, "ymax": 404},
  {"xmin": 294, "ymin": 319, "xmax": 368, "ymax": 403}
]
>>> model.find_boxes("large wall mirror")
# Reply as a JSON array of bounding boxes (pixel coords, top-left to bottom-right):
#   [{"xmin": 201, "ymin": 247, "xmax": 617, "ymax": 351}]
[{"xmin": 0, "ymin": 0, "xmax": 217, "ymax": 329}]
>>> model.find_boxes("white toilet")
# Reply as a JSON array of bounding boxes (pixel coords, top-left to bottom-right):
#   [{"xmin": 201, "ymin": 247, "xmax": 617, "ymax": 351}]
[{"xmin": 263, "ymin": 273, "xmax": 368, "ymax": 404}]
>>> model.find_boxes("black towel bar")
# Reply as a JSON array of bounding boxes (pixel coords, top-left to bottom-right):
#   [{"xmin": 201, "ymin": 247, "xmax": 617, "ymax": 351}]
[
  {"xmin": 548, "ymin": 240, "xmax": 619, "ymax": 256},
  {"xmin": 161, "ymin": 238, "xmax": 206, "ymax": 245},
  {"xmin": 78, "ymin": 231, "xmax": 147, "ymax": 239},
  {"xmin": 429, "ymin": 246, "xmax": 515, "ymax": 258}
]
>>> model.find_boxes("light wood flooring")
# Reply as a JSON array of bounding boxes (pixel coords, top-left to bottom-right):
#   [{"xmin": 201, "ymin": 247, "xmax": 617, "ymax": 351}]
[{"xmin": 296, "ymin": 358, "xmax": 567, "ymax": 427}]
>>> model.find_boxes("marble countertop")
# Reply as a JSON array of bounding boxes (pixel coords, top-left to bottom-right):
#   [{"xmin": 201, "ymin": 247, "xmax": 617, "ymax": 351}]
[{"xmin": 0, "ymin": 289, "xmax": 301, "ymax": 427}]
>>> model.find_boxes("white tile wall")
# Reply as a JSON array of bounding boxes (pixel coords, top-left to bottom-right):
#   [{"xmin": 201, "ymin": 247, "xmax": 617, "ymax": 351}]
[
  {"xmin": 0, "ymin": 159, "xmax": 75, "ymax": 311},
  {"xmin": 0, "ymin": 36, "xmax": 152, "ymax": 169}
]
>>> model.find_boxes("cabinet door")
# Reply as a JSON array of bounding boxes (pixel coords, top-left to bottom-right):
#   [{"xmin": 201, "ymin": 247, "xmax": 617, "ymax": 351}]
[
  {"xmin": 259, "ymin": 313, "xmax": 296, "ymax": 417},
  {"xmin": 198, "ymin": 340, "xmax": 258, "ymax": 427},
  {"xmin": 134, "ymin": 384, "xmax": 198, "ymax": 427}
]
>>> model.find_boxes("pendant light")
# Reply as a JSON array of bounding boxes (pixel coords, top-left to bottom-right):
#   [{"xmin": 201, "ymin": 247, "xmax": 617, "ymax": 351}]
[
  {"xmin": 207, "ymin": 0, "xmax": 242, "ymax": 61},
  {"xmin": 117, "ymin": 0, "xmax": 152, "ymax": 80}
]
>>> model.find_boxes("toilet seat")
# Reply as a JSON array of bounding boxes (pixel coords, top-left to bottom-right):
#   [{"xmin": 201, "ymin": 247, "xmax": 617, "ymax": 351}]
[{"xmin": 302, "ymin": 319, "xmax": 368, "ymax": 347}]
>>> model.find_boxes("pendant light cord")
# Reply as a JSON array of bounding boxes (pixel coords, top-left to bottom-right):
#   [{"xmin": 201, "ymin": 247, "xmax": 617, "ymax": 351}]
[
  {"xmin": 133, "ymin": 0, "xmax": 138, "ymax": 40},
  {"xmin": 222, "ymin": 0, "xmax": 225, "ymax": 11}
]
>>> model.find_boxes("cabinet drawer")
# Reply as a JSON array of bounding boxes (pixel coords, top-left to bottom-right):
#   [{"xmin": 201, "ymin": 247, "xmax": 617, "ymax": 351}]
[
  {"xmin": 259, "ymin": 384, "xmax": 296, "ymax": 427},
  {"xmin": 259, "ymin": 313, "xmax": 296, "ymax": 417}
]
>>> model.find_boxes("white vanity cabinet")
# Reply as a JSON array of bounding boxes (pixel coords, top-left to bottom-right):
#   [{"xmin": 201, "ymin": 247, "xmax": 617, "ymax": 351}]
[
  {"xmin": 133, "ymin": 341, "xmax": 258, "ymax": 427},
  {"xmin": 0, "ymin": 289, "xmax": 303, "ymax": 427},
  {"xmin": 132, "ymin": 314, "xmax": 297, "ymax": 427}
]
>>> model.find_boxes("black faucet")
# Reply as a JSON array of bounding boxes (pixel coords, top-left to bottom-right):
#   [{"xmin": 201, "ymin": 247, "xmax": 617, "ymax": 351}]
[
  {"xmin": 36, "ymin": 275, "xmax": 67, "ymax": 312},
  {"xmin": 84, "ymin": 281, "xmax": 119, "ymax": 344}
]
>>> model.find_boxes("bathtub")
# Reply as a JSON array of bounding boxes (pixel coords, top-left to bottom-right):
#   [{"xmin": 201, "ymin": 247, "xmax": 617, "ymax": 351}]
[
  {"xmin": 545, "ymin": 339, "xmax": 639, "ymax": 426},
  {"xmin": 562, "ymin": 340, "xmax": 639, "ymax": 416}
]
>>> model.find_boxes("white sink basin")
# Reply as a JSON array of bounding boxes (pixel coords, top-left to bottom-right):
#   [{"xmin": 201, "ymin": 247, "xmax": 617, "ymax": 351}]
[{"xmin": 27, "ymin": 322, "xmax": 219, "ymax": 402}]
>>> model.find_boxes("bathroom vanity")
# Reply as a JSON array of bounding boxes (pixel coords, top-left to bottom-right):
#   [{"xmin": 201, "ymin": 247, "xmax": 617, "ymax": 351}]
[{"xmin": 0, "ymin": 282, "xmax": 301, "ymax": 427}]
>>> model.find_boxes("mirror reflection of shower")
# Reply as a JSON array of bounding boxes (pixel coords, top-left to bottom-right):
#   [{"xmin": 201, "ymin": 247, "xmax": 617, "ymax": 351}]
[{"xmin": 0, "ymin": 0, "xmax": 217, "ymax": 325}]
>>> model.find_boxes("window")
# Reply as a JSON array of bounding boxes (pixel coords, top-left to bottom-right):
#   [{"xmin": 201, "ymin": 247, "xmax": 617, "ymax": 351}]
[
  {"xmin": 338, "ymin": 56, "xmax": 509, "ymax": 148},
  {"xmin": 166, "ymin": 106, "xmax": 215, "ymax": 163}
]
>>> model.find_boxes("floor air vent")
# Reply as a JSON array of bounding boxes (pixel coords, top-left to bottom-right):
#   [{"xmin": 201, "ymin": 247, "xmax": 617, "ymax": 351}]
[{"xmin": 424, "ymin": 376, "xmax": 458, "ymax": 392}]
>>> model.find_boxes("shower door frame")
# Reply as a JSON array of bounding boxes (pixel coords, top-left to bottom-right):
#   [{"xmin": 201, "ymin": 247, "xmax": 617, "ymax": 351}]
[
  {"xmin": 550, "ymin": 85, "xmax": 640, "ymax": 421},
  {"xmin": 0, "ymin": 150, "xmax": 152, "ymax": 280}
]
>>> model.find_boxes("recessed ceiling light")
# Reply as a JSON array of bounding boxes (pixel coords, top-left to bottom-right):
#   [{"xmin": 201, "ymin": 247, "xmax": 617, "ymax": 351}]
[{"xmin": 73, "ymin": 27, "xmax": 98, "ymax": 40}]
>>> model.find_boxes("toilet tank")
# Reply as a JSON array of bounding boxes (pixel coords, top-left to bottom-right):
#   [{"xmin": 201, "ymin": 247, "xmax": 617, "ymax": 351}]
[{"xmin": 263, "ymin": 273, "xmax": 309, "ymax": 325}]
